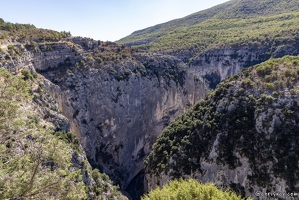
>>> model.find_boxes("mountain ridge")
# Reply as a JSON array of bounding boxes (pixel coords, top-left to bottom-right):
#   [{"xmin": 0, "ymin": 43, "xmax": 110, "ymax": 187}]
[
  {"xmin": 121, "ymin": 0, "xmax": 236, "ymax": 45},
  {"xmin": 117, "ymin": 0, "xmax": 299, "ymax": 62}
]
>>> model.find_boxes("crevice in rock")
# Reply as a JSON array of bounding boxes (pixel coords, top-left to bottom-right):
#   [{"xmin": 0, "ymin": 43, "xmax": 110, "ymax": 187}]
[{"xmin": 125, "ymin": 170, "xmax": 145, "ymax": 200}]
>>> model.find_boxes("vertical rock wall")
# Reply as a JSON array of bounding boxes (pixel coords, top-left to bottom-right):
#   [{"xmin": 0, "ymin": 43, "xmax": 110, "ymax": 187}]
[{"xmin": 41, "ymin": 54, "xmax": 206, "ymax": 196}]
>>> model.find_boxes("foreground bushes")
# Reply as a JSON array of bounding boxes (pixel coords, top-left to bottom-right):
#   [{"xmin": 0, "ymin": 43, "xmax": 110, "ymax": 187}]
[{"xmin": 142, "ymin": 179, "xmax": 250, "ymax": 200}]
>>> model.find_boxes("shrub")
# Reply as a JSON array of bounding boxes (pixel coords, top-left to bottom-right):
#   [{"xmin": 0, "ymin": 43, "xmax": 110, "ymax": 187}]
[
  {"xmin": 52, "ymin": 130, "xmax": 80, "ymax": 151},
  {"xmin": 284, "ymin": 68, "xmax": 293, "ymax": 77},
  {"xmin": 242, "ymin": 77, "xmax": 254, "ymax": 88},
  {"xmin": 94, "ymin": 56, "xmax": 103, "ymax": 63},
  {"xmin": 265, "ymin": 82, "xmax": 274, "ymax": 91},
  {"xmin": 21, "ymin": 69, "xmax": 33, "ymax": 80},
  {"xmin": 142, "ymin": 179, "xmax": 250, "ymax": 200},
  {"xmin": 7, "ymin": 45, "xmax": 15, "ymax": 50},
  {"xmin": 5, "ymin": 54, "xmax": 11, "ymax": 60},
  {"xmin": 264, "ymin": 75, "xmax": 273, "ymax": 82},
  {"xmin": 46, "ymin": 45, "xmax": 53, "ymax": 51},
  {"xmin": 256, "ymin": 63, "xmax": 273, "ymax": 77},
  {"xmin": 87, "ymin": 55, "xmax": 94, "ymax": 62},
  {"xmin": 290, "ymin": 88, "xmax": 299, "ymax": 95}
]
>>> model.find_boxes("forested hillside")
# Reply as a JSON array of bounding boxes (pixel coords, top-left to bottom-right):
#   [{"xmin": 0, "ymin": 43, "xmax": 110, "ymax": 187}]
[
  {"xmin": 145, "ymin": 55, "xmax": 299, "ymax": 198},
  {"xmin": 0, "ymin": 18, "xmax": 70, "ymax": 41},
  {"xmin": 117, "ymin": 0, "xmax": 299, "ymax": 62}
]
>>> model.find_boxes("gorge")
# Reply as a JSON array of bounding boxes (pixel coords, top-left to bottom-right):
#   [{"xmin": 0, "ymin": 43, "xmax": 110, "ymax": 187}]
[{"xmin": 1, "ymin": 0, "xmax": 299, "ymax": 199}]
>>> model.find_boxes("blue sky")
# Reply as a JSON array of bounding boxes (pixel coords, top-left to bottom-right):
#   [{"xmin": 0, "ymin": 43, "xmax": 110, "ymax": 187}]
[{"xmin": 1, "ymin": 0, "xmax": 229, "ymax": 41}]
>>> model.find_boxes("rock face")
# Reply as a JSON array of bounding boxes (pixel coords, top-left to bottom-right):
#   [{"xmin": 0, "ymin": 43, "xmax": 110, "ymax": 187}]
[
  {"xmin": 190, "ymin": 44, "xmax": 299, "ymax": 88},
  {"xmin": 41, "ymin": 53, "xmax": 205, "ymax": 199}
]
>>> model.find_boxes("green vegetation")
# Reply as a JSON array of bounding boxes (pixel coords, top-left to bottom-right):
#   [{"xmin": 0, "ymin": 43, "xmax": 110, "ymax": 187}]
[
  {"xmin": 145, "ymin": 55, "xmax": 299, "ymax": 195},
  {"xmin": 216, "ymin": 0, "xmax": 299, "ymax": 19},
  {"xmin": 21, "ymin": 69, "xmax": 35, "ymax": 80},
  {"xmin": 91, "ymin": 42, "xmax": 132, "ymax": 65},
  {"xmin": 52, "ymin": 130, "xmax": 80, "ymax": 151},
  {"xmin": 128, "ymin": 12, "xmax": 299, "ymax": 56},
  {"xmin": 142, "ymin": 179, "xmax": 250, "ymax": 200},
  {"xmin": 117, "ymin": 0, "xmax": 299, "ymax": 62},
  {"xmin": 0, "ymin": 68, "xmax": 120, "ymax": 199},
  {"xmin": 0, "ymin": 18, "xmax": 71, "ymax": 41}
]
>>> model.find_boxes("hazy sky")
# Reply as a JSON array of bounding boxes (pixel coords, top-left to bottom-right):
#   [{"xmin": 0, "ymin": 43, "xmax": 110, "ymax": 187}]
[{"xmin": 1, "ymin": 0, "xmax": 229, "ymax": 41}]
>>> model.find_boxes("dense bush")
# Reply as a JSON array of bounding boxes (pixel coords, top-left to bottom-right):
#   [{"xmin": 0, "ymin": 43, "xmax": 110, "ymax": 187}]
[
  {"xmin": 142, "ymin": 179, "xmax": 250, "ymax": 200},
  {"xmin": 21, "ymin": 69, "xmax": 34, "ymax": 80}
]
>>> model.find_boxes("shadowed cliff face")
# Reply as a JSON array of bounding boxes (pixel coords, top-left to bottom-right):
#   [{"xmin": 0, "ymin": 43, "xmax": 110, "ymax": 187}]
[
  {"xmin": 40, "ymin": 52, "xmax": 206, "ymax": 197},
  {"xmin": 190, "ymin": 44, "xmax": 299, "ymax": 88}
]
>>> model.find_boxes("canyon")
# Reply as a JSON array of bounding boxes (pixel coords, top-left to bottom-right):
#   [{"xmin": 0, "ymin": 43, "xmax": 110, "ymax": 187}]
[
  {"xmin": 1, "ymin": 34, "xmax": 299, "ymax": 199},
  {"xmin": 2, "ymin": 1, "xmax": 299, "ymax": 198}
]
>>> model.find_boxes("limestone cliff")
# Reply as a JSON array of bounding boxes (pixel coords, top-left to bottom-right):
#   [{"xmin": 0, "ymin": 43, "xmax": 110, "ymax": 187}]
[
  {"xmin": 189, "ymin": 43, "xmax": 299, "ymax": 89},
  {"xmin": 3, "ymin": 4, "xmax": 299, "ymax": 199},
  {"xmin": 42, "ymin": 53, "xmax": 205, "ymax": 198}
]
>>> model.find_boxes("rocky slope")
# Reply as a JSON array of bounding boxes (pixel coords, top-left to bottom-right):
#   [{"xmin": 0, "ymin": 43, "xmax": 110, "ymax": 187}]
[
  {"xmin": 145, "ymin": 55, "xmax": 299, "ymax": 199},
  {"xmin": 0, "ymin": 67, "xmax": 126, "ymax": 199}
]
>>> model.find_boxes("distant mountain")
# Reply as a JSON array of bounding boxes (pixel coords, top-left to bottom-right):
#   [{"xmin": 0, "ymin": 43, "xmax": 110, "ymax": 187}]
[
  {"xmin": 117, "ymin": 0, "xmax": 299, "ymax": 62},
  {"xmin": 116, "ymin": 0, "xmax": 235, "ymax": 45}
]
